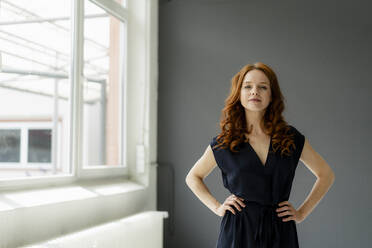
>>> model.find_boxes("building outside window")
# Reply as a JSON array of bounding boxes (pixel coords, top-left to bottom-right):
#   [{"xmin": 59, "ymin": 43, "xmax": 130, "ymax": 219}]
[{"xmin": 0, "ymin": 0, "xmax": 129, "ymax": 182}]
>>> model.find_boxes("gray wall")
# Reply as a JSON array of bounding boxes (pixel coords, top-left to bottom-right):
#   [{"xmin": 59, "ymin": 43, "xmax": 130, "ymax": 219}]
[{"xmin": 157, "ymin": 0, "xmax": 371, "ymax": 247}]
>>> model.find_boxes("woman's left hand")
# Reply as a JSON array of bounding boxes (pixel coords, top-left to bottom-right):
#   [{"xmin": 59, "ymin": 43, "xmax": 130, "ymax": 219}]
[{"xmin": 276, "ymin": 201, "xmax": 304, "ymax": 224}]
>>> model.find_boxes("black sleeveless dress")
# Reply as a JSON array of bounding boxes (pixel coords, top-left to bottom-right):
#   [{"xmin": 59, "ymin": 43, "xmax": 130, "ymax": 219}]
[{"xmin": 210, "ymin": 125, "xmax": 305, "ymax": 248}]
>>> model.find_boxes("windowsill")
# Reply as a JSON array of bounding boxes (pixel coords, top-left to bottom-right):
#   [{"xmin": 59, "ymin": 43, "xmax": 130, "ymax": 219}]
[
  {"xmin": 0, "ymin": 177, "xmax": 146, "ymax": 212},
  {"xmin": 0, "ymin": 164, "xmax": 159, "ymax": 247}
]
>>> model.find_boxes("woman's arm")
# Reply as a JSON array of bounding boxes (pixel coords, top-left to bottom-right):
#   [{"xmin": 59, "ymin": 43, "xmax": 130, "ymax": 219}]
[
  {"xmin": 185, "ymin": 145, "xmax": 222, "ymax": 215},
  {"xmin": 296, "ymin": 138, "xmax": 336, "ymax": 221}
]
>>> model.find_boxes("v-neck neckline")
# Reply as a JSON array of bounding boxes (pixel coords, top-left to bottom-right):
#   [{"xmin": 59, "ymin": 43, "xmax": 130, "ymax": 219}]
[{"xmin": 245, "ymin": 136, "xmax": 272, "ymax": 168}]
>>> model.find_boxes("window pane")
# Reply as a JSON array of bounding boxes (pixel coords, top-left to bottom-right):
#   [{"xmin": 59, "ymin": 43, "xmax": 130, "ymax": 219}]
[
  {"xmin": 0, "ymin": 129, "xmax": 21, "ymax": 162},
  {"xmin": 0, "ymin": 0, "xmax": 71, "ymax": 179},
  {"xmin": 82, "ymin": 0, "xmax": 126, "ymax": 167},
  {"xmin": 28, "ymin": 129, "xmax": 52, "ymax": 163}
]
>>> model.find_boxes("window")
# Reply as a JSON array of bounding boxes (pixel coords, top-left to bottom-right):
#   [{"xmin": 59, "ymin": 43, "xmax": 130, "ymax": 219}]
[
  {"xmin": 0, "ymin": 129, "xmax": 21, "ymax": 163},
  {"xmin": 0, "ymin": 0, "xmax": 130, "ymax": 184},
  {"xmin": 0, "ymin": 121, "xmax": 67, "ymax": 178},
  {"xmin": 82, "ymin": 0, "xmax": 126, "ymax": 167},
  {"xmin": 0, "ymin": 0, "xmax": 72, "ymax": 180},
  {"xmin": 28, "ymin": 129, "xmax": 52, "ymax": 163}
]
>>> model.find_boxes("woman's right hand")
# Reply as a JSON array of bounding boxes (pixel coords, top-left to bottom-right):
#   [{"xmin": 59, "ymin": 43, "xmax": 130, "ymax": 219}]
[{"xmin": 215, "ymin": 194, "xmax": 246, "ymax": 217}]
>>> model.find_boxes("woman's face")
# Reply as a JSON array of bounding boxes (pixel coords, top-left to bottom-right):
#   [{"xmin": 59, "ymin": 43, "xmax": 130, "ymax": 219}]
[{"xmin": 240, "ymin": 69, "xmax": 272, "ymax": 112}]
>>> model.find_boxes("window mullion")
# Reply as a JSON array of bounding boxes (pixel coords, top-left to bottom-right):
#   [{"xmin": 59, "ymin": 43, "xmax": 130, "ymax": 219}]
[
  {"xmin": 21, "ymin": 127, "xmax": 28, "ymax": 165},
  {"xmin": 70, "ymin": 0, "xmax": 84, "ymax": 178}
]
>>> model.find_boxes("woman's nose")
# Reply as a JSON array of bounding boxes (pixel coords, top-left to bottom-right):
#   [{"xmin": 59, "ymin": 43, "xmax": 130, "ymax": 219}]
[{"xmin": 250, "ymin": 87, "xmax": 259, "ymax": 94}]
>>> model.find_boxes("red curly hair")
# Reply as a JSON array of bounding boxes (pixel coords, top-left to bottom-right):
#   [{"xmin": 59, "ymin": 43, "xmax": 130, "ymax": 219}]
[{"xmin": 212, "ymin": 62, "xmax": 296, "ymax": 157}]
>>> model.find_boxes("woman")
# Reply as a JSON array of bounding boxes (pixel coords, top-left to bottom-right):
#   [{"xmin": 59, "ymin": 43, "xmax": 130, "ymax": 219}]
[{"xmin": 185, "ymin": 62, "xmax": 335, "ymax": 248}]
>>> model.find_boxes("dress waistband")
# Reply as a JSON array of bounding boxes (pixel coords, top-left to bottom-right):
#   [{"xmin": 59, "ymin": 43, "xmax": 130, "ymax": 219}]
[
  {"xmin": 254, "ymin": 204, "xmax": 281, "ymax": 248},
  {"xmin": 237, "ymin": 198, "xmax": 280, "ymax": 208},
  {"xmin": 237, "ymin": 200, "xmax": 282, "ymax": 248}
]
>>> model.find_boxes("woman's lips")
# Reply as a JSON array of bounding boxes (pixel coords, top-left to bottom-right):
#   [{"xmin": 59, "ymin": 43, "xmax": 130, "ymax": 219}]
[{"xmin": 249, "ymin": 99, "xmax": 261, "ymax": 102}]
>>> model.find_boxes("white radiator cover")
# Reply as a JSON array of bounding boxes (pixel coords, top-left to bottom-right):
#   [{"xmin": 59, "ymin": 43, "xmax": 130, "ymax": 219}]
[{"xmin": 22, "ymin": 211, "xmax": 168, "ymax": 248}]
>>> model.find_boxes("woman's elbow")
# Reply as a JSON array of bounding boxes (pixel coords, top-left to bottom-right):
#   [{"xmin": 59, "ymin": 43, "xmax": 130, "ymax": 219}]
[
  {"xmin": 320, "ymin": 169, "xmax": 335, "ymax": 184},
  {"xmin": 329, "ymin": 171, "xmax": 335, "ymax": 183},
  {"xmin": 185, "ymin": 173, "xmax": 202, "ymax": 187},
  {"xmin": 327, "ymin": 166, "xmax": 335, "ymax": 180},
  {"xmin": 185, "ymin": 173, "xmax": 195, "ymax": 186}
]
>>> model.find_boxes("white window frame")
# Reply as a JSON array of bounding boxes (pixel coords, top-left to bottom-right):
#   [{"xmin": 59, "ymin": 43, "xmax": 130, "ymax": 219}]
[
  {"xmin": 0, "ymin": 121, "xmax": 61, "ymax": 169},
  {"xmin": 0, "ymin": 0, "xmax": 134, "ymax": 189},
  {"xmin": 72, "ymin": 0, "xmax": 129, "ymax": 179}
]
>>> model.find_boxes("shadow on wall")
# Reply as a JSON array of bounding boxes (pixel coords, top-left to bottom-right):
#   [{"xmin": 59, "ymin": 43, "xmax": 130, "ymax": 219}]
[{"xmin": 157, "ymin": 162, "xmax": 176, "ymax": 247}]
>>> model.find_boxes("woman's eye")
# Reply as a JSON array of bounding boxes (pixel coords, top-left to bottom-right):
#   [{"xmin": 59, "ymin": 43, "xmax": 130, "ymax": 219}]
[{"xmin": 244, "ymin": 86, "xmax": 267, "ymax": 89}]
